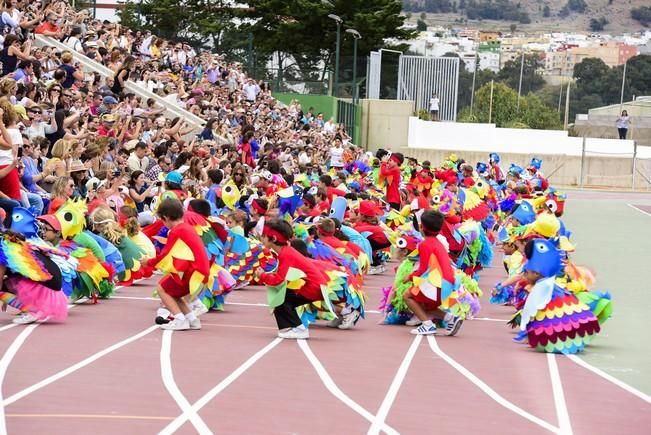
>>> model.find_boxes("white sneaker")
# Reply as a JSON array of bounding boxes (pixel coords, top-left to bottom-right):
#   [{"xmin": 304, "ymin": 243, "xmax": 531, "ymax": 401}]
[
  {"xmin": 379, "ymin": 264, "xmax": 386, "ymax": 273},
  {"xmin": 338, "ymin": 310, "xmax": 361, "ymax": 329},
  {"xmin": 189, "ymin": 318, "xmax": 202, "ymax": 330},
  {"xmin": 410, "ymin": 322, "xmax": 437, "ymax": 335},
  {"xmin": 444, "ymin": 316, "xmax": 464, "ymax": 336},
  {"xmin": 327, "ymin": 317, "xmax": 343, "ymax": 328},
  {"xmin": 405, "ymin": 316, "xmax": 422, "ymax": 327},
  {"xmin": 192, "ymin": 302, "xmax": 209, "ymax": 317},
  {"xmin": 278, "ymin": 326, "xmax": 309, "ymax": 339},
  {"xmin": 13, "ymin": 312, "xmax": 38, "ymax": 325},
  {"xmin": 368, "ymin": 266, "xmax": 380, "ymax": 275},
  {"xmin": 161, "ymin": 317, "xmax": 190, "ymax": 330}
]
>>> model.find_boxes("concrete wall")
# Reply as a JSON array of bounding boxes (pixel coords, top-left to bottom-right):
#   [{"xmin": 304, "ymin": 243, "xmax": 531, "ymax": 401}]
[
  {"xmin": 406, "ymin": 117, "xmax": 642, "ymax": 157},
  {"xmin": 360, "ymin": 99, "xmax": 415, "ymax": 152},
  {"xmin": 403, "ymin": 117, "xmax": 651, "ymax": 189}
]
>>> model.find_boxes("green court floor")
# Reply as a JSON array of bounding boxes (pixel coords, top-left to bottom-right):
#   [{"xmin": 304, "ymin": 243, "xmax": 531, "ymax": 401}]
[{"xmin": 562, "ymin": 190, "xmax": 651, "ymax": 395}]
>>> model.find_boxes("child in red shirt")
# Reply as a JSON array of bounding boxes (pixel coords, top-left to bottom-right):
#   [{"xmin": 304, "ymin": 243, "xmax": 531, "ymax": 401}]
[
  {"xmin": 353, "ymin": 200, "xmax": 390, "ymax": 274},
  {"xmin": 380, "ymin": 152, "xmax": 403, "ymax": 210},
  {"xmin": 254, "ymin": 219, "xmax": 331, "ymax": 339},
  {"xmin": 403, "ymin": 210, "xmax": 464, "ymax": 336},
  {"xmin": 149, "ymin": 199, "xmax": 210, "ymax": 331}
]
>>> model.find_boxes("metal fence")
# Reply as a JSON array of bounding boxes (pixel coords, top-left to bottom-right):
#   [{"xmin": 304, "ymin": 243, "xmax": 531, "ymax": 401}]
[
  {"xmin": 367, "ymin": 51, "xmax": 381, "ymax": 99},
  {"xmin": 397, "ymin": 55, "xmax": 460, "ymax": 121},
  {"xmin": 337, "ymin": 99, "xmax": 359, "ymax": 143}
]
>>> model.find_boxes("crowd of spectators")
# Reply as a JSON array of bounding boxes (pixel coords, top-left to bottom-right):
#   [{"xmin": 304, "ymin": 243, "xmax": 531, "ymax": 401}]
[{"xmin": 0, "ymin": 0, "xmax": 361, "ymax": 224}]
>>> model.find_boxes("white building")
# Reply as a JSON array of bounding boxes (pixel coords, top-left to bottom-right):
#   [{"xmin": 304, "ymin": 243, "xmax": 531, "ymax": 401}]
[{"xmin": 478, "ymin": 51, "xmax": 500, "ymax": 73}]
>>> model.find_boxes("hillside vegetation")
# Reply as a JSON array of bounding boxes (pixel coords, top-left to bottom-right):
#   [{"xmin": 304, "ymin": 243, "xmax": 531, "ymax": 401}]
[{"xmin": 404, "ymin": 0, "xmax": 651, "ymax": 33}]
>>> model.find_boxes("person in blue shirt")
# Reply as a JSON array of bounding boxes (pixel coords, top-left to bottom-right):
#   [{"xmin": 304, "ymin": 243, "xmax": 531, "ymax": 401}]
[{"xmin": 12, "ymin": 61, "xmax": 33, "ymax": 84}]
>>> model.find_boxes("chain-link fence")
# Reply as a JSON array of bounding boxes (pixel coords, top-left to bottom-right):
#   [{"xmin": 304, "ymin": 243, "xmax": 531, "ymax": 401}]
[{"xmin": 262, "ymin": 55, "xmax": 367, "ymax": 97}]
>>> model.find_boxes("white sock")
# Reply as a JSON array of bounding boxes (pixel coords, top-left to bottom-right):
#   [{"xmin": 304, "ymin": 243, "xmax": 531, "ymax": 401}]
[
  {"xmin": 174, "ymin": 313, "xmax": 186, "ymax": 322},
  {"xmin": 444, "ymin": 312, "xmax": 454, "ymax": 323},
  {"xmin": 295, "ymin": 324, "xmax": 307, "ymax": 331},
  {"xmin": 340, "ymin": 305, "xmax": 353, "ymax": 316},
  {"xmin": 423, "ymin": 319, "xmax": 434, "ymax": 327},
  {"xmin": 185, "ymin": 312, "xmax": 197, "ymax": 322}
]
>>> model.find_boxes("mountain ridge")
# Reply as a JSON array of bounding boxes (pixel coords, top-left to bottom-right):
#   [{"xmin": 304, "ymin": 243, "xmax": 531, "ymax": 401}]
[{"xmin": 404, "ymin": 0, "xmax": 650, "ymax": 34}]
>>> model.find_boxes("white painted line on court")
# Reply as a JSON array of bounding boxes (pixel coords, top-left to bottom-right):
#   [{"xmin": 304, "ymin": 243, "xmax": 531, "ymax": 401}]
[
  {"xmin": 297, "ymin": 340, "xmax": 399, "ymax": 435},
  {"xmin": 2, "ymin": 325, "xmax": 159, "ymax": 407},
  {"xmin": 473, "ymin": 317, "xmax": 509, "ymax": 322},
  {"xmin": 547, "ymin": 354, "xmax": 573, "ymax": 435},
  {"xmin": 227, "ymin": 301, "xmax": 267, "ymax": 307},
  {"xmin": 159, "ymin": 338, "xmax": 283, "ymax": 435},
  {"xmin": 112, "ymin": 295, "xmax": 158, "ymax": 301},
  {"xmin": 427, "ymin": 336, "xmax": 560, "ymax": 434},
  {"xmin": 0, "ymin": 324, "xmax": 17, "ymax": 333},
  {"xmin": 566, "ymin": 355, "xmax": 651, "ymax": 404},
  {"xmin": 160, "ymin": 331, "xmax": 213, "ymax": 434},
  {"xmin": 367, "ymin": 335, "xmax": 421, "ymax": 435},
  {"xmin": 0, "ymin": 324, "xmax": 38, "ymax": 435},
  {"xmin": 627, "ymin": 203, "xmax": 651, "ymax": 218}
]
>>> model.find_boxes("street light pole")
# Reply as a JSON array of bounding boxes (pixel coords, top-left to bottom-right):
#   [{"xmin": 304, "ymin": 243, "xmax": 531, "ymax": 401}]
[
  {"xmin": 346, "ymin": 29, "xmax": 361, "ymax": 104},
  {"xmin": 619, "ymin": 60, "xmax": 627, "ymax": 113},
  {"xmin": 517, "ymin": 50, "xmax": 525, "ymax": 108},
  {"xmin": 328, "ymin": 14, "xmax": 343, "ymax": 97},
  {"xmin": 470, "ymin": 50, "xmax": 478, "ymax": 116}
]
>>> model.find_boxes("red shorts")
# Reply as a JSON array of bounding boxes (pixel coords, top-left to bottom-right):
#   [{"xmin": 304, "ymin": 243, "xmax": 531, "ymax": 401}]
[
  {"xmin": 411, "ymin": 288, "xmax": 442, "ymax": 311},
  {"xmin": 159, "ymin": 275, "xmax": 190, "ymax": 298}
]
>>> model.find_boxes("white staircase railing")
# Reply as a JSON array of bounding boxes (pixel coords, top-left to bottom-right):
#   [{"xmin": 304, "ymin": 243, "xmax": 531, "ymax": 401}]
[{"xmin": 33, "ymin": 34, "xmax": 207, "ymax": 134}]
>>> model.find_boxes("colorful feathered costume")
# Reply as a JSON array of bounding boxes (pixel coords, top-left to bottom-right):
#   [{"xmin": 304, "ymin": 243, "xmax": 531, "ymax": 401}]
[
  {"xmin": 10, "ymin": 207, "xmax": 79, "ymax": 298},
  {"xmin": 516, "ymin": 239, "xmax": 600, "ymax": 354},
  {"xmin": 53, "ymin": 200, "xmax": 114, "ymax": 301},
  {"xmin": 0, "ymin": 229, "xmax": 70, "ymax": 322},
  {"xmin": 224, "ymin": 233, "xmax": 276, "ymax": 289},
  {"xmin": 183, "ymin": 210, "xmax": 236, "ymax": 311}
]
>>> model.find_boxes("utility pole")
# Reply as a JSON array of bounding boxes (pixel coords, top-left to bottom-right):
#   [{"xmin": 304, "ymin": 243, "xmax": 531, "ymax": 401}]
[
  {"xmin": 619, "ymin": 60, "xmax": 627, "ymax": 113},
  {"xmin": 489, "ymin": 79, "xmax": 494, "ymax": 124},
  {"xmin": 517, "ymin": 50, "xmax": 525, "ymax": 108},
  {"xmin": 563, "ymin": 80, "xmax": 571, "ymax": 130},
  {"xmin": 470, "ymin": 50, "xmax": 478, "ymax": 116}
]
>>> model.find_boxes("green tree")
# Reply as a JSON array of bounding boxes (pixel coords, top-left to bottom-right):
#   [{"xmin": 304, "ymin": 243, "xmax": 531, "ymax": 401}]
[
  {"xmin": 543, "ymin": 5, "xmax": 550, "ymax": 17},
  {"xmin": 497, "ymin": 53, "xmax": 545, "ymax": 94},
  {"xmin": 118, "ymin": 0, "xmax": 192, "ymax": 40},
  {"xmin": 118, "ymin": 0, "xmax": 241, "ymax": 53},
  {"xmin": 589, "ymin": 17, "xmax": 608, "ymax": 32},
  {"xmin": 573, "ymin": 57, "xmax": 609, "ymax": 84},
  {"xmin": 417, "ymin": 19, "xmax": 428, "ymax": 31},
  {"xmin": 443, "ymin": 51, "xmax": 496, "ymax": 112},
  {"xmin": 566, "ymin": 0, "xmax": 587, "ymax": 13},
  {"xmin": 518, "ymin": 94, "xmax": 563, "ymax": 130},
  {"xmin": 461, "ymin": 82, "xmax": 561, "ymax": 129},
  {"xmin": 631, "ymin": 6, "xmax": 651, "ymax": 26},
  {"xmin": 240, "ymin": 0, "xmax": 415, "ymax": 82},
  {"xmin": 510, "ymin": 23, "xmax": 517, "ymax": 33}
]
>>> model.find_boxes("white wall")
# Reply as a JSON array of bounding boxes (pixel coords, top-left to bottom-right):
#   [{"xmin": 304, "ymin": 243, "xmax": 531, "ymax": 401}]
[{"xmin": 406, "ymin": 117, "xmax": 651, "ymax": 158}]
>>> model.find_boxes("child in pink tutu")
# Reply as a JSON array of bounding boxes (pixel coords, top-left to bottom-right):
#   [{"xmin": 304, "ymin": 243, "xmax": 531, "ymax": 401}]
[{"xmin": 0, "ymin": 225, "xmax": 68, "ymax": 325}]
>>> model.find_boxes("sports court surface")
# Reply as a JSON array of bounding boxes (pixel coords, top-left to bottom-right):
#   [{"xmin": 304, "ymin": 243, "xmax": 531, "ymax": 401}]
[{"xmin": 0, "ymin": 189, "xmax": 650, "ymax": 434}]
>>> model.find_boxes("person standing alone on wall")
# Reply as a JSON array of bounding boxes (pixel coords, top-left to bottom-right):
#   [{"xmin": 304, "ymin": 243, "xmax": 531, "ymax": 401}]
[
  {"xmin": 429, "ymin": 93, "xmax": 440, "ymax": 121},
  {"xmin": 616, "ymin": 110, "xmax": 631, "ymax": 140}
]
